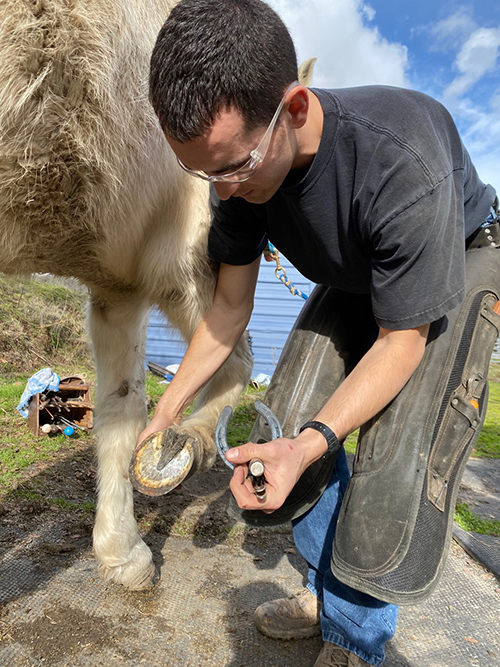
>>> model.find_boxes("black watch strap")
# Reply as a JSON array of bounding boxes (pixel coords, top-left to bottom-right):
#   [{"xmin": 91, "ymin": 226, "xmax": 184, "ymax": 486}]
[{"xmin": 299, "ymin": 420, "xmax": 340, "ymax": 456}]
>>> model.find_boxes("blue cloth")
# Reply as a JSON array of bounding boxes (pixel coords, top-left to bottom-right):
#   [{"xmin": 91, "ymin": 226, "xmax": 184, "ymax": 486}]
[
  {"xmin": 292, "ymin": 448, "xmax": 398, "ymax": 666},
  {"xmin": 17, "ymin": 368, "xmax": 60, "ymax": 418}
]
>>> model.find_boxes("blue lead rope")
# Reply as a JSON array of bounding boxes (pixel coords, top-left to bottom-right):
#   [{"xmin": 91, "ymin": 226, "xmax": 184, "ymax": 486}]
[{"xmin": 266, "ymin": 242, "xmax": 309, "ymax": 300}]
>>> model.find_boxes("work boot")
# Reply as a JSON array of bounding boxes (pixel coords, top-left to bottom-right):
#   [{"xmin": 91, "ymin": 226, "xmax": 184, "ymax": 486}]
[
  {"xmin": 314, "ymin": 642, "xmax": 371, "ymax": 666},
  {"xmin": 253, "ymin": 588, "xmax": 321, "ymax": 639}
]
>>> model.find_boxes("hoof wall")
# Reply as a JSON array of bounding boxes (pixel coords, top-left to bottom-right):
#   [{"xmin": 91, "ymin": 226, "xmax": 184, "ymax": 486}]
[{"xmin": 129, "ymin": 429, "xmax": 197, "ymax": 496}]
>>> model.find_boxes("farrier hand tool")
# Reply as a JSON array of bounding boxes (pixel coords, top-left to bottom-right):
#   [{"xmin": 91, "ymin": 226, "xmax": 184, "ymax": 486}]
[{"xmin": 215, "ymin": 400, "xmax": 282, "ymax": 503}]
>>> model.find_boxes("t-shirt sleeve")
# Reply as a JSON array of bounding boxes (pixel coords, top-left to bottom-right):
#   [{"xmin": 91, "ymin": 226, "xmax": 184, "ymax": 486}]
[
  {"xmin": 370, "ymin": 173, "xmax": 466, "ymax": 330},
  {"xmin": 208, "ymin": 186, "xmax": 268, "ymax": 265}
]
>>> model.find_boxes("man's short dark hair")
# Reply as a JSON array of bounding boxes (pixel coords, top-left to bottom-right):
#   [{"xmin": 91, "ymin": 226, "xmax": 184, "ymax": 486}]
[{"xmin": 149, "ymin": 0, "xmax": 298, "ymax": 142}]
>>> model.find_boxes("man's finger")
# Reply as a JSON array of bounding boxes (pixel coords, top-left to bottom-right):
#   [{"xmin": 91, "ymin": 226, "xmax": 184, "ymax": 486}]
[{"xmin": 225, "ymin": 441, "xmax": 267, "ymax": 465}]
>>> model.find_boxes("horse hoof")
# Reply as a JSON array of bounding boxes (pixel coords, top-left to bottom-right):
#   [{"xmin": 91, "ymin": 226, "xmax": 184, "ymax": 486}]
[{"xmin": 129, "ymin": 427, "xmax": 199, "ymax": 496}]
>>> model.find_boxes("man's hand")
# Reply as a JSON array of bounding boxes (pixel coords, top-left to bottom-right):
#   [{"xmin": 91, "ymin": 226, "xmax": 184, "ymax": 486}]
[
  {"xmin": 226, "ymin": 430, "xmax": 327, "ymax": 511},
  {"xmin": 135, "ymin": 414, "xmax": 177, "ymax": 450}
]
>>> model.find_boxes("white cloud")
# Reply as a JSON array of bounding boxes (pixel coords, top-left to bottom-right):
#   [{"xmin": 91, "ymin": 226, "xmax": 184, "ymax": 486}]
[
  {"xmin": 424, "ymin": 6, "xmax": 477, "ymax": 52},
  {"xmin": 443, "ymin": 27, "xmax": 500, "ymax": 101},
  {"xmin": 472, "ymin": 153, "xmax": 500, "ymax": 193},
  {"xmin": 267, "ymin": 0, "xmax": 409, "ymax": 88}
]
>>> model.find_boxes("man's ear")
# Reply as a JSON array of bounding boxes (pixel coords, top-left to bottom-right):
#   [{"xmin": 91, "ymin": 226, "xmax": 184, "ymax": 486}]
[{"xmin": 287, "ymin": 87, "xmax": 309, "ymax": 129}]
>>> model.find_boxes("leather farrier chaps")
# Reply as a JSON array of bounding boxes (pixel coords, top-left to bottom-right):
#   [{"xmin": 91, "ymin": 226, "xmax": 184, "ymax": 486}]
[{"xmin": 229, "ymin": 245, "xmax": 500, "ymax": 605}]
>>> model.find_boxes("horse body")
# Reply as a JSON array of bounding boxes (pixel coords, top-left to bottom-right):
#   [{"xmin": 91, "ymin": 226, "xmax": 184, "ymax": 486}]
[{"xmin": 0, "ymin": 0, "xmax": 253, "ymax": 588}]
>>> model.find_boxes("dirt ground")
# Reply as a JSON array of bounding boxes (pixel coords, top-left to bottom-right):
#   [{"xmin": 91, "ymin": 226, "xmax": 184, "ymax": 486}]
[
  {"xmin": 1, "ymin": 428, "xmax": 498, "ymax": 667},
  {"xmin": 0, "ymin": 428, "xmax": 296, "ymax": 664}
]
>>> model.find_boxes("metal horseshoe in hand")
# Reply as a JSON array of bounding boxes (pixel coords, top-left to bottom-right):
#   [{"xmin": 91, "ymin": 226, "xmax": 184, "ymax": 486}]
[
  {"xmin": 215, "ymin": 400, "xmax": 282, "ymax": 470},
  {"xmin": 215, "ymin": 401, "xmax": 282, "ymax": 502}
]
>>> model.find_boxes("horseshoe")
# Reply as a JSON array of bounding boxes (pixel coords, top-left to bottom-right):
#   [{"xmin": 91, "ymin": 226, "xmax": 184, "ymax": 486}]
[
  {"xmin": 215, "ymin": 400, "xmax": 282, "ymax": 470},
  {"xmin": 215, "ymin": 401, "xmax": 282, "ymax": 501}
]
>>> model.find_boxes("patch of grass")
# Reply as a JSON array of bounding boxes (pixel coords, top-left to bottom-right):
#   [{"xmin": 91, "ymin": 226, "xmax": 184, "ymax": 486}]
[
  {"xmin": 145, "ymin": 372, "xmax": 168, "ymax": 416},
  {"xmin": 0, "ymin": 375, "xmax": 26, "ymax": 413},
  {"xmin": 224, "ymin": 386, "xmax": 266, "ymax": 447},
  {"xmin": 474, "ymin": 380, "xmax": 500, "ymax": 458},
  {"xmin": 488, "ymin": 361, "xmax": 500, "ymax": 383},
  {"xmin": 454, "ymin": 502, "xmax": 500, "ymax": 537},
  {"xmin": 221, "ymin": 523, "xmax": 290, "ymax": 536},
  {"xmin": 0, "ymin": 274, "xmax": 92, "ymax": 374},
  {"xmin": 221, "ymin": 523, "xmax": 253, "ymax": 537},
  {"xmin": 0, "ymin": 432, "xmax": 79, "ymax": 490},
  {"xmin": 344, "ymin": 430, "xmax": 358, "ymax": 457},
  {"xmin": 49, "ymin": 497, "xmax": 96, "ymax": 513},
  {"xmin": 169, "ymin": 519, "xmax": 201, "ymax": 538}
]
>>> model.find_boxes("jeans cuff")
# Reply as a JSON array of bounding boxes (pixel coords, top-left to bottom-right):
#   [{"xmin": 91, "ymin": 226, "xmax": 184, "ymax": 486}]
[{"xmin": 306, "ymin": 582, "xmax": 322, "ymax": 603}]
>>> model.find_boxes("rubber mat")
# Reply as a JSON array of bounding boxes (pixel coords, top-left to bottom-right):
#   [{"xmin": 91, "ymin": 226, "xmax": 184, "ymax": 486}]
[
  {"xmin": 453, "ymin": 524, "xmax": 500, "ymax": 578},
  {"xmin": 0, "ymin": 523, "xmax": 498, "ymax": 667}
]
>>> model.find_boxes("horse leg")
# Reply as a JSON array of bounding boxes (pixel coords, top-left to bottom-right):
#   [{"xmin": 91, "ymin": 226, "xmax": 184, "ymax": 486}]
[
  {"xmin": 130, "ymin": 288, "xmax": 254, "ymax": 496},
  {"xmin": 181, "ymin": 333, "xmax": 254, "ymax": 470},
  {"xmin": 88, "ymin": 290, "xmax": 155, "ymax": 589}
]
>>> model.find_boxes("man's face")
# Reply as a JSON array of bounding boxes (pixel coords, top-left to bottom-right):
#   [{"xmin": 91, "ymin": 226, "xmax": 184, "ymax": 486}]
[{"xmin": 167, "ymin": 105, "xmax": 296, "ymax": 204}]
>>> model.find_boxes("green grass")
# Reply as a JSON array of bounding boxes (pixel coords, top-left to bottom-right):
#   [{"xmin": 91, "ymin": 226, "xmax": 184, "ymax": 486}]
[
  {"xmin": 0, "ymin": 375, "xmax": 26, "ymax": 413},
  {"xmin": 455, "ymin": 502, "xmax": 500, "ymax": 536},
  {"xmin": 12, "ymin": 488, "xmax": 96, "ymax": 513},
  {"xmin": 0, "ymin": 428, "xmax": 79, "ymax": 489},
  {"xmin": 225, "ymin": 386, "xmax": 266, "ymax": 447},
  {"xmin": 344, "ymin": 430, "xmax": 358, "ymax": 456},
  {"xmin": 474, "ymin": 380, "xmax": 500, "ymax": 458},
  {"xmin": 145, "ymin": 372, "xmax": 169, "ymax": 416}
]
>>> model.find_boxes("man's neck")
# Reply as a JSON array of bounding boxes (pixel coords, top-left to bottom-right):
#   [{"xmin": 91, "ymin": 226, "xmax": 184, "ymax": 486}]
[{"xmin": 291, "ymin": 90, "xmax": 324, "ymax": 170}]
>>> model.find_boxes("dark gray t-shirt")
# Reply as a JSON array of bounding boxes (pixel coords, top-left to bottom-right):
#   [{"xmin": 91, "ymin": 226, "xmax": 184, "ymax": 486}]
[{"xmin": 208, "ymin": 86, "xmax": 496, "ymax": 329}]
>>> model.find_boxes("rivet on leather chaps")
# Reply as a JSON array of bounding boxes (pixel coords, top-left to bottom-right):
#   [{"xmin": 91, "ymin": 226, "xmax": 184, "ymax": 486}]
[{"xmin": 231, "ymin": 246, "xmax": 500, "ymax": 605}]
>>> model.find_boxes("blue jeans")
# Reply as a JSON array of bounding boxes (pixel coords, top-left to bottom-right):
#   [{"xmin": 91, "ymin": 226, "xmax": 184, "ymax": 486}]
[{"xmin": 292, "ymin": 447, "xmax": 398, "ymax": 666}]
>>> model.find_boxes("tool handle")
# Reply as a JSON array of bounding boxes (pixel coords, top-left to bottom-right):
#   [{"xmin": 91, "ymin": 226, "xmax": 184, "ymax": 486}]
[
  {"xmin": 249, "ymin": 458, "xmax": 265, "ymax": 477},
  {"xmin": 248, "ymin": 458, "xmax": 267, "ymax": 501}
]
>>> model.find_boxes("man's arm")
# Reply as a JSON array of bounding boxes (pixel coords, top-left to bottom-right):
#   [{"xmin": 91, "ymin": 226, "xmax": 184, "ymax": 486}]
[
  {"xmin": 137, "ymin": 258, "xmax": 260, "ymax": 445},
  {"xmin": 227, "ymin": 323, "xmax": 430, "ymax": 510}
]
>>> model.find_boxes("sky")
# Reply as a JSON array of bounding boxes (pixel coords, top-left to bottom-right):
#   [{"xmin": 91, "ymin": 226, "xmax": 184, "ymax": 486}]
[{"xmin": 267, "ymin": 0, "xmax": 500, "ymax": 195}]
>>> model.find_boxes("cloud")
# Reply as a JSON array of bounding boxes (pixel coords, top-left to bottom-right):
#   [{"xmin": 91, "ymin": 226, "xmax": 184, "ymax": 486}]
[
  {"xmin": 424, "ymin": 6, "xmax": 477, "ymax": 52},
  {"xmin": 413, "ymin": 7, "xmax": 500, "ymax": 191},
  {"xmin": 443, "ymin": 27, "xmax": 500, "ymax": 101},
  {"xmin": 267, "ymin": 0, "xmax": 409, "ymax": 89}
]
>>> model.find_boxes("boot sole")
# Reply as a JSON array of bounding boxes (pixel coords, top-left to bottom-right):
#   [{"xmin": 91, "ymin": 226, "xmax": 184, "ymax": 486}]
[{"xmin": 254, "ymin": 622, "xmax": 321, "ymax": 640}]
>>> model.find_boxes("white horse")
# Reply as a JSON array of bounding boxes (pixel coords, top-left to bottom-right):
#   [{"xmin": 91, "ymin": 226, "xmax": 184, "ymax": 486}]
[
  {"xmin": 0, "ymin": 0, "xmax": 316, "ymax": 589},
  {"xmin": 0, "ymin": 0, "xmax": 256, "ymax": 589}
]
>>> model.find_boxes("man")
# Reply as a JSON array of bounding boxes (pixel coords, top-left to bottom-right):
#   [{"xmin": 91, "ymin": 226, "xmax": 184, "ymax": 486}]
[{"xmin": 142, "ymin": 0, "xmax": 499, "ymax": 665}]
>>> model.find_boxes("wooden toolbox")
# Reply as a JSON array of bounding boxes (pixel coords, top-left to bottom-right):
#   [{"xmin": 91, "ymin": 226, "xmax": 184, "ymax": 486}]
[{"xmin": 27, "ymin": 375, "xmax": 93, "ymax": 436}]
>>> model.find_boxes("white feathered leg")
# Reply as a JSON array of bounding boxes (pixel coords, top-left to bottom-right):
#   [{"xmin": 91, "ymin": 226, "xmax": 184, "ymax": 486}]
[{"xmin": 88, "ymin": 290, "xmax": 155, "ymax": 589}]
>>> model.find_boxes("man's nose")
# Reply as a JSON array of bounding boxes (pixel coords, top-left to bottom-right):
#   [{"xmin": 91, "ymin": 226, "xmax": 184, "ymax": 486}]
[{"xmin": 213, "ymin": 181, "xmax": 240, "ymax": 200}]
